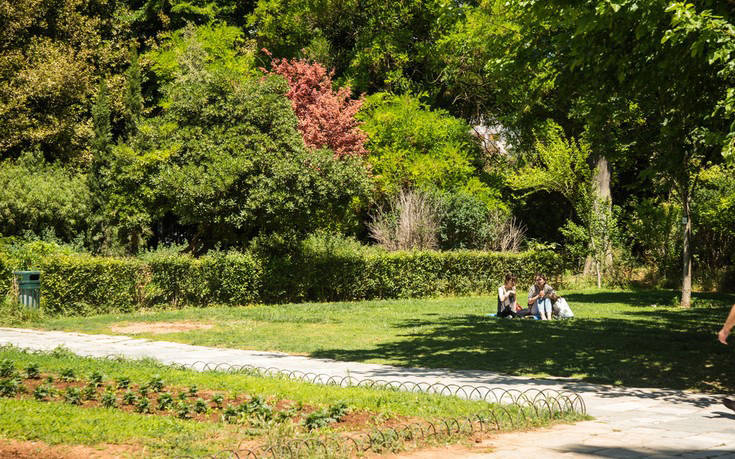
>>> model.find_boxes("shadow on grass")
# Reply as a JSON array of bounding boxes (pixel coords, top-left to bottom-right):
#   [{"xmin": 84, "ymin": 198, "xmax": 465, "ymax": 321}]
[
  {"xmin": 311, "ymin": 293, "xmax": 735, "ymax": 394},
  {"xmin": 564, "ymin": 289, "xmax": 735, "ymax": 309}
]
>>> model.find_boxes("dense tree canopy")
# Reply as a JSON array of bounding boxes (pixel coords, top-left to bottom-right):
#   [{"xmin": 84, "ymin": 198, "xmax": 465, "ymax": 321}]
[{"xmin": 1, "ymin": 0, "xmax": 734, "ymax": 295}]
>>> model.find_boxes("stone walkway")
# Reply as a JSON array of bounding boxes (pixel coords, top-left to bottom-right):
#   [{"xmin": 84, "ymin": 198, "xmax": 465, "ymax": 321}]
[{"xmin": 1, "ymin": 327, "xmax": 734, "ymax": 458}]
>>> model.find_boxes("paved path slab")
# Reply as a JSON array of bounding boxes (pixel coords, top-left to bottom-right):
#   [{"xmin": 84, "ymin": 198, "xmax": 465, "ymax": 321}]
[{"xmin": 1, "ymin": 327, "xmax": 734, "ymax": 458}]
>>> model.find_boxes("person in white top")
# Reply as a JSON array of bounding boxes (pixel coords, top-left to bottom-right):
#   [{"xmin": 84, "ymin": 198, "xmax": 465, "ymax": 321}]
[
  {"xmin": 498, "ymin": 273, "xmax": 520, "ymax": 318},
  {"xmin": 718, "ymin": 303, "xmax": 735, "ymax": 412}
]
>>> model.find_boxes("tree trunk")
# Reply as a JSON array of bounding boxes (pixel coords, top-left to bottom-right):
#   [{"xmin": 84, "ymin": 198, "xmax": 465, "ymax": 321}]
[
  {"xmin": 584, "ymin": 157, "xmax": 612, "ymax": 275},
  {"xmin": 681, "ymin": 189, "xmax": 693, "ymax": 308}
]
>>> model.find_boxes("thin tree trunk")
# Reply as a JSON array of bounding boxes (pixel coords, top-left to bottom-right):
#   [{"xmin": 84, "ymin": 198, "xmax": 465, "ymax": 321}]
[
  {"xmin": 584, "ymin": 157, "xmax": 612, "ymax": 275},
  {"xmin": 681, "ymin": 189, "xmax": 692, "ymax": 308}
]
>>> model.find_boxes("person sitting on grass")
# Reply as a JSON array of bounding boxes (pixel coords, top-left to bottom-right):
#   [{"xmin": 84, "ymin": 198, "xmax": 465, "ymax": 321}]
[
  {"xmin": 528, "ymin": 273, "xmax": 555, "ymax": 320},
  {"xmin": 498, "ymin": 273, "xmax": 521, "ymax": 318}
]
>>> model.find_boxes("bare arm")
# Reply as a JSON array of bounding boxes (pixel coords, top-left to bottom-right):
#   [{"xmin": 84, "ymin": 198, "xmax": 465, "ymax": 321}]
[
  {"xmin": 527, "ymin": 287, "xmax": 540, "ymax": 306},
  {"xmin": 499, "ymin": 287, "xmax": 510, "ymax": 302},
  {"xmin": 718, "ymin": 304, "xmax": 735, "ymax": 345}
]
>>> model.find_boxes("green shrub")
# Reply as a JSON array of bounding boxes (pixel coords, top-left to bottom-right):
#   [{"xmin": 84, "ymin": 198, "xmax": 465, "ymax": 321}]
[
  {"xmin": 157, "ymin": 392, "xmax": 174, "ymax": 411},
  {"xmin": 143, "ymin": 250, "xmax": 262, "ymax": 307},
  {"xmin": 59, "ymin": 368, "xmax": 76, "ymax": 382},
  {"xmin": 33, "ymin": 384, "xmax": 52, "ymax": 401},
  {"xmin": 24, "ymin": 363, "xmax": 40, "ymax": 379},
  {"xmin": 262, "ymin": 240, "xmax": 561, "ymax": 302},
  {"xmin": 194, "ymin": 398, "xmax": 208, "ymax": 414},
  {"xmin": 122, "ymin": 390, "xmax": 137, "ymax": 405},
  {"xmin": 1, "ymin": 237, "xmax": 561, "ymax": 315},
  {"xmin": 148, "ymin": 375, "xmax": 164, "ymax": 392},
  {"xmin": 0, "ymin": 378, "xmax": 21, "ymax": 397},
  {"xmin": 39, "ymin": 254, "xmax": 143, "ymax": 315},
  {"xmin": 64, "ymin": 387, "xmax": 82, "ymax": 405},
  {"xmin": 101, "ymin": 388, "xmax": 117, "ymax": 408},
  {"xmin": 82, "ymin": 384, "xmax": 97, "ymax": 401},
  {"xmin": 0, "ymin": 359, "xmax": 15, "ymax": 378},
  {"xmin": 176, "ymin": 400, "xmax": 191, "ymax": 419}
]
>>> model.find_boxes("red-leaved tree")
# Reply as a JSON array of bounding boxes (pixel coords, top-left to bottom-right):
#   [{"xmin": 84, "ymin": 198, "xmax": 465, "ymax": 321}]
[{"xmin": 268, "ymin": 55, "xmax": 367, "ymax": 158}]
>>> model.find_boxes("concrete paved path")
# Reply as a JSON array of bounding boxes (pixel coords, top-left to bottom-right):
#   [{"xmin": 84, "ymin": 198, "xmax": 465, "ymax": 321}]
[{"xmin": 1, "ymin": 327, "xmax": 734, "ymax": 458}]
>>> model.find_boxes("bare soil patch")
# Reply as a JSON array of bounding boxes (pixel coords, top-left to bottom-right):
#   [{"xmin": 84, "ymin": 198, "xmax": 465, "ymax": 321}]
[
  {"xmin": 109, "ymin": 321, "xmax": 213, "ymax": 335},
  {"xmin": 0, "ymin": 438, "xmax": 143, "ymax": 459}
]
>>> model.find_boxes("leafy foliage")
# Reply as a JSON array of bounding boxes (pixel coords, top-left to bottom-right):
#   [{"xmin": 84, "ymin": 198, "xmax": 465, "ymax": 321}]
[
  {"xmin": 249, "ymin": 0, "xmax": 457, "ymax": 95},
  {"xmin": 269, "ymin": 56, "xmax": 367, "ymax": 158},
  {"xmin": 0, "ymin": 154, "xmax": 91, "ymax": 244},
  {"xmin": 101, "ymin": 35, "xmax": 372, "ymax": 252},
  {"xmin": 358, "ymin": 93, "xmax": 501, "ymax": 206}
]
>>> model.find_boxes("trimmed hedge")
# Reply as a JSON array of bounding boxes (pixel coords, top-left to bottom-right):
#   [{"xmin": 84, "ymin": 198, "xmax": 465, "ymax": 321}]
[
  {"xmin": 263, "ymin": 248, "xmax": 560, "ymax": 303},
  {"xmin": 1, "ymin": 243, "xmax": 561, "ymax": 316}
]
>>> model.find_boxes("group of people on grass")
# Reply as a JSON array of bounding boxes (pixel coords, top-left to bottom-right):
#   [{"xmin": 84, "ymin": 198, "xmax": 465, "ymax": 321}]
[{"xmin": 497, "ymin": 273, "xmax": 573, "ymax": 320}]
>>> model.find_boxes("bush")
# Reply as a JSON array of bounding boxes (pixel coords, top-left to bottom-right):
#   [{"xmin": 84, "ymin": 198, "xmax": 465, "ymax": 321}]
[
  {"xmin": 0, "ymin": 237, "xmax": 561, "ymax": 315},
  {"xmin": 142, "ymin": 250, "xmax": 262, "ymax": 307},
  {"xmin": 39, "ymin": 254, "xmax": 143, "ymax": 315},
  {"xmin": 0, "ymin": 154, "xmax": 92, "ymax": 244},
  {"xmin": 260, "ymin": 234, "xmax": 561, "ymax": 302}
]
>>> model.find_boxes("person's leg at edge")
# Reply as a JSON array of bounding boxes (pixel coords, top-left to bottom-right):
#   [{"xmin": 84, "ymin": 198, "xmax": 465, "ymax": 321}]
[
  {"xmin": 718, "ymin": 303, "xmax": 735, "ymax": 412},
  {"xmin": 540, "ymin": 298, "xmax": 552, "ymax": 320}
]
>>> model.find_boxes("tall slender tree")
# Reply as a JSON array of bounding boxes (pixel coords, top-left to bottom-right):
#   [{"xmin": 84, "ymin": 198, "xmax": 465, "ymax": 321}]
[{"xmin": 125, "ymin": 45, "xmax": 144, "ymax": 135}]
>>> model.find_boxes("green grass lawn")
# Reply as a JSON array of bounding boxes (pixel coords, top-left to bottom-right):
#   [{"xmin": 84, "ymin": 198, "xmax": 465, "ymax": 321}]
[{"xmin": 7, "ymin": 288, "xmax": 735, "ymax": 393}]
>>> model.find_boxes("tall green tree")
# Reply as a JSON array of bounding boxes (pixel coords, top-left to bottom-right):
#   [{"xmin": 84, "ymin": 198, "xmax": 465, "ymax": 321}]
[
  {"xmin": 249, "ymin": 0, "xmax": 467, "ymax": 97},
  {"xmin": 91, "ymin": 80, "xmax": 113, "ymax": 155},
  {"xmin": 104, "ymin": 30, "xmax": 372, "ymax": 253},
  {"xmin": 440, "ymin": 0, "xmax": 733, "ymax": 305},
  {"xmin": 125, "ymin": 46, "xmax": 144, "ymax": 135},
  {"xmin": 0, "ymin": 0, "xmax": 136, "ymax": 163},
  {"xmin": 357, "ymin": 92, "xmax": 503, "ymax": 208}
]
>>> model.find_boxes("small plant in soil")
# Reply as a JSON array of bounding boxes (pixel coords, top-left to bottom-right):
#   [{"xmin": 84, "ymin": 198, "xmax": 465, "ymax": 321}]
[
  {"xmin": 242, "ymin": 396, "xmax": 273, "ymax": 420},
  {"xmin": 82, "ymin": 384, "xmax": 97, "ymax": 401},
  {"xmin": 45, "ymin": 375, "xmax": 54, "ymax": 384},
  {"xmin": 212, "ymin": 394, "xmax": 224, "ymax": 409},
  {"xmin": 328, "ymin": 401, "xmax": 350, "ymax": 421},
  {"xmin": 0, "ymin": 378, "xmax": 21, "ymax": 397},
  {"xmin": 101, "ymin": 389, "xmax": 117, "ymax": 408},
  {"xmin": 222, "ymin": 405, "xmax": 239, "ymax": 424},
  {"xmin": 157, "ymin": 392, "xmax": 174, "ymax": 411},
  {"xmin": 135, "ymin": 397, "xmax": 151, "ymax": 414},
  {"xmin": 176, "ymin": 400, "xmax": 191, "ymax": 419},
  {"xmin": 33, "ymin": 384, "xmax": 52, "ymax": 401},
  {"xmin": 193, "ymin": 398, "xmax": 208, "ymax": 414},
  {"xmin": 89, "ymin": 371, "xmax": 104, "ymax": 387},
  {"xmin": 188, "ymin": 385, "xmax": 198, "ymax": 397},
  {"xmin": 138, "ymin": 384, "xmax": 149, "ymax": 398},
  {"xmin": 64, "ymin": 387, "xmax": 82, "ymax": 405},
  {"xmin": 276, "ymin": 407, "xmax": 298, "ymax": 422},
  {"xmin": 303, "ymin": 404, "xmax": 349, "ymax": 431},
  {"xmin": 303, "ymin": 409, "xmax": 334, "ymax": 430},
  {"xmin": 60, "ymin": 368, "xmax": 76, "ymax": 382},
  {"xmin": 116, "ymin": 376, "xmax": 130, "ymax": 389},
  {"xmin": 177, "ymin": 391, "xmax": 187, "ymax": 401},
  {"xmin": 122, "ymin": 390, "xmax": 137, "ymax": 405},
  {"xmin": 0, "ymin": 359, "xmax": 16, "ymax": 378},
  {"xmin": 148, "ymin": 375, "xmax": 164, "ymax": 392},
  {"xmin": 24, "ymin": 363, "xmax": 40, "ymax": 379}
]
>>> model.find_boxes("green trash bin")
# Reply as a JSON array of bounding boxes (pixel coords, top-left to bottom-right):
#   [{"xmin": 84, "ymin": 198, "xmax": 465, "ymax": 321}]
[{"xmin": 13, "ymin": 271, "xmax": 40, "ymax": 309}]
